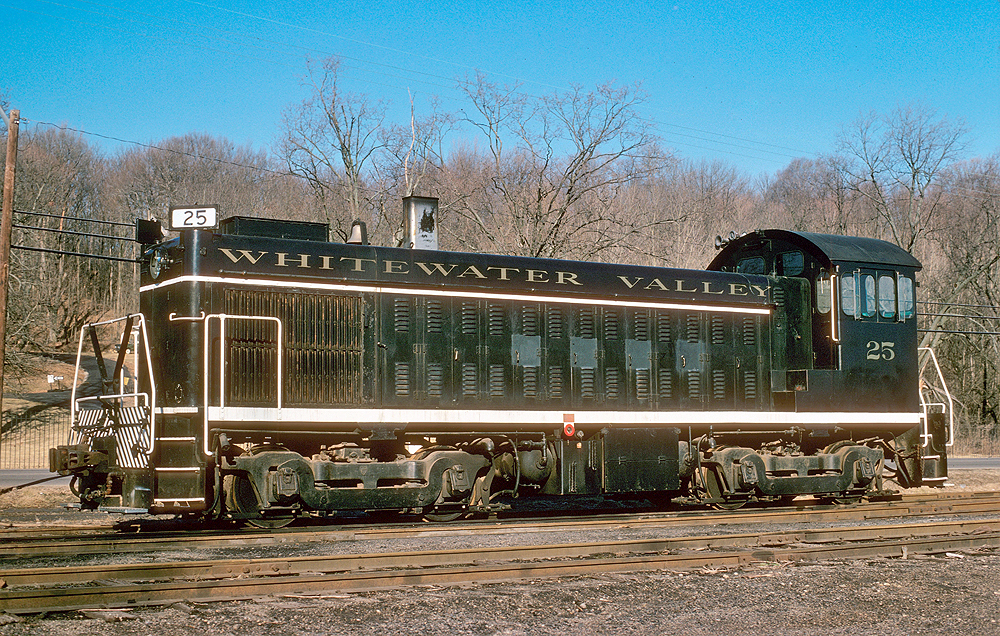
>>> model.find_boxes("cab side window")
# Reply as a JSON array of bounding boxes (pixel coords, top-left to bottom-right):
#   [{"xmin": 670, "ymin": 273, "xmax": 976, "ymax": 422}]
[
  {"xmin": 898, "ymin": 277, "xmax": 915, "ymax": 319},
  {"xmin": 878, "ymin": 275, "xmax": 896, "ymax": 319},
  {"xmin": 861, "ymin": 275, "xmax": 876, "ymax": 318},
  {"xmin": 841, "ymin": 276, "xmax": 857, "ymax": 318},
  {"xmin": 816, "ymin": 275, "xmax": 832, "ymax": 314},
  {"xmin": 842, "ymin": 271, "xmax": 914, "ymax": 321}
]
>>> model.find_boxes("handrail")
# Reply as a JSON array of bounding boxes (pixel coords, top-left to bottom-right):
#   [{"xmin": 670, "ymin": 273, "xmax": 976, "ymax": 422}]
[
  {"xmin": 917, "ymin": 346, "xmax": 955, "ymax": 449},
  {"xmin": 202, "ymin": 313, "xmax": 284, "ymax": 456},
  {"xmin": 830, "ymin": 272, "xmax": 839, "ymax": 343},
  {"xmin": 71, "ymin": 314, "xmax": 156, "ymax": 453}
]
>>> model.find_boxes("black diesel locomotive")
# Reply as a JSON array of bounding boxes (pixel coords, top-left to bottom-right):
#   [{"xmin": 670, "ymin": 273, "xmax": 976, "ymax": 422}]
[{"xmin": 51, "ymin": 200, "xmax": 951, "ymax": 524}]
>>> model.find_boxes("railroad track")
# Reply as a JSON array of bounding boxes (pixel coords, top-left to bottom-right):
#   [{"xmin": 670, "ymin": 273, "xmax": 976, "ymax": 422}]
[
  {"xmin": 2, "ymin": 490, "xmax": 1000, "ymax": 560},
  {"xmin": 1, "ymin": 515, "xmax": 999, "ymax": 614}
]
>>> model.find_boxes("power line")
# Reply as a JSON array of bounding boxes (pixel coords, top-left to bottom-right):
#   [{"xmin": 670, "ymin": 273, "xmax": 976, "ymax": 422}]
[
  {"xmin": 922, "ymin": 312, "xmax": 1000, "ymax": 320},
  {"xmin": 29, "ymin": 116, "xmax": 1000, "ymax": 208},
  {"xmin": 11, "ymin": 244, "xmax": 137, "ymax": 262},
  {"xmin": 15, "ymin": 208, "xmax": 135, "ymax": 228},
  {"xmin": 178, "ymin": 0, "xmax": 569, "ymax": 92},
  {"xmin": 30, "ymin": 121, "xmax": 300, "ymax": 179},
  {"xmin": 177, "ymin": 0, "xmax": 814, "ymax": 163},
  {"xmin": 11, "ymin": 0, "xmax": 994, "ymax": 195},
  {"xmin": 13, "ymin": 223, "xmax": 129, "ymax": 243},
  {"xmin": 920, "ymin": 301, "xmax": 1000, "ymax": 310},
  {"xmin": 920, "ymin": 329, "xmax": 1000, "ymax": 336}
]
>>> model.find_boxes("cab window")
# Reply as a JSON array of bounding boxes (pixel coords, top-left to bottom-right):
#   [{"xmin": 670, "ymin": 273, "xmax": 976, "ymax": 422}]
[
  {"xmin": 816, "ymin": 275, "xmax": 831, "ymax": 314},
  {"xmin": 841, "ymin": 276, "xmax": 857, "ymax": 317},
  {"xmin": 861, "ymin": 275, "xmax": 876, "ymax": 318},
  {"xmin": 737, "ymin": 257, "xmax": 765, "ymax": 275},
  {"xmin": 779, "ymin": 251, "xmax": 804, "ymax": 276},
  {"xmin": 898, "ymin": 276, "xmax": 915, "ymax": 319},
  {"xmin": 878, "ymin": 275, "xmax": 896, "ymax": 319}
]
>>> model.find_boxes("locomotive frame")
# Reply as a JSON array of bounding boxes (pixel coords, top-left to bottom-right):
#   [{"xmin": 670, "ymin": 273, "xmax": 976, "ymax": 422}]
[{"xmin": 51, "ymin": 204, "xmax": 952, "ymax": 524}]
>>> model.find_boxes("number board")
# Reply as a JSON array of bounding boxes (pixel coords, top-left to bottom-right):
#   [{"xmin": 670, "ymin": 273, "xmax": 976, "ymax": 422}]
[{"xmin": 169, "ymin": 206, "xmax": 219, "ymax": 230}]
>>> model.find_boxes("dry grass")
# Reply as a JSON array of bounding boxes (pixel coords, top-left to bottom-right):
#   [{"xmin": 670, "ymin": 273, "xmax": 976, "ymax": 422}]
[
  {"xmin": 3, "ymin": 357, "xmax": 80, "ymax": 396},
  {"xmin": 0, "ymin": 484, "xmax": 73, "ymax": 510}
]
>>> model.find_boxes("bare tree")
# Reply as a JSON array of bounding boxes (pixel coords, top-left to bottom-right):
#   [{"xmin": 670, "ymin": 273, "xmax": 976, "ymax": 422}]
[
  {"xmin": 380, "ymin": 94, "xmax": 454, "ymax": 199},
  {"xmin": 914, "ymin": 155, "xmax": 1000, "ymax": 450},
  {"xmin": 837, "ymin": 105, "xmax": 967, "ymax": 251},
  {"xmin": 280, "ymin": 57, "xmax": 388, "ymax": 240},
  {"xmin": 661, "ymin": 160, "xmax": 755, "ymax": 268},
  {"xmin": 107, "ymin": 133, "xmax": 291, "ymax": 223},
  {"xmin": 449, "ymin": 75, "xmax": 672, "ymax": 259},
  {"xmin": 761, "ymin": 155, "xmax": 873, "ymax": 236},
  {"xmin": 2, "ymin": 126, "xmax": 107, "ymax": 350}
]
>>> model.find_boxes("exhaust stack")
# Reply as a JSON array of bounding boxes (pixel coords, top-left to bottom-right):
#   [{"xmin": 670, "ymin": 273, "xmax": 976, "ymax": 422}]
[{"xmin": 403, "ymin": 196, "xmax": 438, "ymax": 250}]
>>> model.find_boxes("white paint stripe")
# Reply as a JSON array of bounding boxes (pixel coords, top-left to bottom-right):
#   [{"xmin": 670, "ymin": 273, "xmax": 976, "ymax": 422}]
[
  {"xmin": 205, "ymin": 406, "xmax": 921, "ymax": 427},
  {"xmin": 142, "ymin": 275, "xmax": 771, "ymax": 316}
]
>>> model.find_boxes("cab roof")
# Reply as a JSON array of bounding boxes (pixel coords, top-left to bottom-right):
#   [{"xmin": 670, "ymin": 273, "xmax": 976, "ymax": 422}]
[{"xmin": 708, "ymin": 229, "xmax": 922, "ymax": 272}]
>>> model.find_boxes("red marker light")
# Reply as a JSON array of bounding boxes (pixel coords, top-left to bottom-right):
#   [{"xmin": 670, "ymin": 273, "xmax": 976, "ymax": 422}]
[{"xmin": 562, "ymin": 414, "xmax": 575, "ymax": 438}]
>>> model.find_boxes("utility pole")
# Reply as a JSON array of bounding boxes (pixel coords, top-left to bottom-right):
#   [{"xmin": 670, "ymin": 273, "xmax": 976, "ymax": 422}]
[{"xmin": 0, "ymin": 107, "xmax": 20, "ymax": 470}]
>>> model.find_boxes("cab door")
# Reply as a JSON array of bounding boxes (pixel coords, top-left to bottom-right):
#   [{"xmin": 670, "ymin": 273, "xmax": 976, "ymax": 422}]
[{"xmin": 837, "ymin": 267, "xmax": 915, "ymax": 412}]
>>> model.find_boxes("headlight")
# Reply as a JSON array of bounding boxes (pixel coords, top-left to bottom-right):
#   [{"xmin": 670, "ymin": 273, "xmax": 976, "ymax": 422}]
[{"xmin": 149, "ymin": 249, "xmax": 172, "ymax": 279}]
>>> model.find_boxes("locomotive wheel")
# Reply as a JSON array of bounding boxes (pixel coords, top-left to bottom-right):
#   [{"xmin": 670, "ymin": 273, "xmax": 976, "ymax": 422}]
[
  {"xmin": 817, "ymin": 491, "xmax": 863, "ymax": 505},
  {"xmin": 830, "ymin": 494, "xmax": 863, "ymax": 505},
  {"xmin": 224, "ymin": 474, "xmax": 295, "ymax": 529},
  {"xmin": 423, "ymin": 509, "xmax": 465, "ymax": 523},
  {"xmin": 702, "ymin": 467, "xmax": 749, "ymax": 510},
  {"xmin": 411, "ymin": 446, "xmax": 468, "ymax": 522},
  {"xmin": 819, "ymin": 440, "xmax": 867, "ymax": 505}
]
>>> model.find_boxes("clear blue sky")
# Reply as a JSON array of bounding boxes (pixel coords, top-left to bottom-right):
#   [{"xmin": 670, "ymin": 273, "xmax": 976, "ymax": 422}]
[{"xmin": 3, "ymin": 0, "xmax": 998, "ymax": 179}]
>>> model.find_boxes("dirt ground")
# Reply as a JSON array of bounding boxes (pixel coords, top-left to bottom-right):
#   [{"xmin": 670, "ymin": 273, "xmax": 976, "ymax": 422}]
[
  {"xmin": 2, "ymin": 357, "xmax": 79, "ymax": 410},
  {"xmin": 2, "ymin": 470, "xmax": 1000, "ymax": 635},
  {"xmin": 3, "ymin": 554, "xmax": 1000, "ymax": 636}
]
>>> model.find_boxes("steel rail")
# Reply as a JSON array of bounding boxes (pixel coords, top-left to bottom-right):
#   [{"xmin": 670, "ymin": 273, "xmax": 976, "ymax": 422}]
[
  {"xmin": 3, "ymin": 492, "xmax": 1000, "ymax": 559},
  {"xmin": 2, "ymin": 517, "xmax": 999, "ymax": 587},
  {"xmin": 1, "ymin": 519, "xmax": 999, "ymax": 614}
]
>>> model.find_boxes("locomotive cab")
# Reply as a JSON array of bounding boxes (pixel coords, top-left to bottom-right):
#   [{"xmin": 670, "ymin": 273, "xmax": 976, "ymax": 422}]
[
  {"xmin": 709, "ymin": 230, "xmax": 945, "ymax": 487},
  {"xmin": 710, "ymin": 230, "xmax": 921, "ymax": 414}
]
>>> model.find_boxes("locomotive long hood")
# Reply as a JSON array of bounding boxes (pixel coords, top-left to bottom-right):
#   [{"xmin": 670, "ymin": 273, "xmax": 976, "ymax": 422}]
[{"xmin": 143, "ymin": 231, "xmax": 773, "ymax": 309}]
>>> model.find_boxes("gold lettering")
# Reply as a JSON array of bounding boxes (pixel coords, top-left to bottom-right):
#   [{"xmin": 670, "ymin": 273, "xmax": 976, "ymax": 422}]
[
  {"xmin": 416, "ymin": 262, "xmax": 459, "ymax": 276},
  {"xmin": 384, "ymin": 260, "xmax": 409, "ymax": 274},
  {"xmin": 276, "ymin": 253, "xmax": 310, "ymax": 268},
  {"xmin": 618, "ymin": 276, "xmax": 643, "ymax": 289},
  {"xmin": 750, "ymin": 284, "xmax": 769, "ymax": 298},
  {"xmin": 339, "ymin": 257, "xmax": 377, "ymax": 272},
  {"xmin": 729, "ymin": 283, "xmax": 749, "ymax": 296},
  {"xmin": 556, "ymin": 271, "xmax": 583, "ymax": 286},
  {"xmin": 487, "ymin": 266, "xmax": 521, "ymax": 281},
  {"xmin": 526, "ymin": 269, "xmax": 549, "ymax": 283},
  {"xmin": 675, "ymin": 279, "xmax": 699, "ymax": 293},
  {"xmin": 320, "ymin": 255, "xmax": 336, "ymax": 270},
  {"xmin": 702, "ymin": 281, "xmax": 725, "ymax": 295},
  {"xmin": 219, "ymin": 248, "xmax": 268, "ymax": 264},
  {"xmin": 458, "ymin": 265, "xmax": 488, "ymax": 279},
  {"xmin": 644, "ymin": 278, "xmax": 669, "ymax": 291}
]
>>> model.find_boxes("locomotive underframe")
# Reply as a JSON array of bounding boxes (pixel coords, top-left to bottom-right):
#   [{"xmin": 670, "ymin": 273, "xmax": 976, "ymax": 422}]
[{"xmin": 51, "ymin": 402, "xmax": 925, "ymax": 517}]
